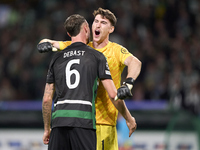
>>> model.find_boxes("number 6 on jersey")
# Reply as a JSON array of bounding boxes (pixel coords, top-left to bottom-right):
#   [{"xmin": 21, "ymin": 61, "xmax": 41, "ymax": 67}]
[{"xmin": 66, "ymin": 59, "xmax": 80, "ymax": 89}]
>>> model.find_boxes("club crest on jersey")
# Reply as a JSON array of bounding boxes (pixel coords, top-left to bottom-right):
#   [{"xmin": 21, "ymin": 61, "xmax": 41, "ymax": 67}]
[{"xmin": 121, "ymin": 48, "xmax": 129, "ymax": 54}]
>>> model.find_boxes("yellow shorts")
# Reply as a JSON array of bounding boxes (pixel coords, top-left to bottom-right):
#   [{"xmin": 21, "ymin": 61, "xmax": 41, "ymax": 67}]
[{"xmin": 96, "ymin": 124, "xmax": 118, "ymax": 150}]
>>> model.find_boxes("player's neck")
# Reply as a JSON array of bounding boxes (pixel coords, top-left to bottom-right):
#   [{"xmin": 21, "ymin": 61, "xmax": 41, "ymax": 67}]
[
  {"xmin": 93, "ymin": 39, "xmax": 109, "ymax": 49},
  {"xmin": 71, "ymin": 35, "xmax": 87, "ymax": 45}
]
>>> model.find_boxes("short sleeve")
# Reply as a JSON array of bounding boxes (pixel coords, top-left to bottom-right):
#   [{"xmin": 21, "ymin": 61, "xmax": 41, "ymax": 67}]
[
  {"xmin": 118, "ymin": 46, "xmax": 133, "ymax": 65},
  {"xmin": 46, "ymin": 68, "xmax": 54, "ymax": 83},
  {"xmin": 98, "ymin": 53, "xmax": 112, "ymax": 80},
  {"xmin": 46, "ymin": 56, "xmax": 56, "ymax": 83},
  {"xmin": 59, "ymin": 41, "xmax": 72, "ymax": 50}
]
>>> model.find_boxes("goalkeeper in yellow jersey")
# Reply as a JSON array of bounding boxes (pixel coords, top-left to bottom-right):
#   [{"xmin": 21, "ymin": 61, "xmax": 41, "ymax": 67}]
[{"xmin": 38, "ymin": 8, "xmax": 141, "ymax": 150}]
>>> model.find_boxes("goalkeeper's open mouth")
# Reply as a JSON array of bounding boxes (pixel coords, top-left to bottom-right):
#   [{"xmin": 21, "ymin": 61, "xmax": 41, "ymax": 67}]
[{"xmin": 94, "ymin": 30, "xmax": 100, "ymax": 37}]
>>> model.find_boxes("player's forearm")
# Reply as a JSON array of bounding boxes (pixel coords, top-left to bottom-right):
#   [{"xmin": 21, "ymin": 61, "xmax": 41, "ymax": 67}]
[
  {"xmin": 101, "ymin": 79, "xmax": 133, "ymax": 121},
  {"xmin": 125, "ymin": 55, "xmax": 142, "ymax": 80},
  {"xmin": 39, "ymin": 39, "xmax": 60, "ymax": 49},
  {"xmin": 42, "ymin": 100, "xmax": 52, "ymax": 131},
  {"xmin": 113, "ymin": 99, "xmax": 137, "ymax": 137},
  {"xmin": 42, "ymin": 83, "xmax": 54, "ymax": 130},
  {"xmin": 101, "ymin": 79, "xmax": 117, "ymax": 100},
  {"xmin": 112, "ymin": 100, "xmax": 132, "ymax": 121}
]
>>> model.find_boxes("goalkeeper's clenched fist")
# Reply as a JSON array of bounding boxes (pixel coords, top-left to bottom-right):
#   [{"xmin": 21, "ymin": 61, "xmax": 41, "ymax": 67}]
[
  {"xmin": 37, "ymin": 42, "xmax": 53, "ymax": 53},
  {"xmin": 115, "ymin": 77, "xmax": 134, "ymax": 100}
]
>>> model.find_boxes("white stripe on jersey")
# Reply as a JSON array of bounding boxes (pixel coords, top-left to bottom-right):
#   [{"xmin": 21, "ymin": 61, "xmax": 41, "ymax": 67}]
[{"xmin": 54, "ymin": 100, "xmax": 92, "ymax": 107}]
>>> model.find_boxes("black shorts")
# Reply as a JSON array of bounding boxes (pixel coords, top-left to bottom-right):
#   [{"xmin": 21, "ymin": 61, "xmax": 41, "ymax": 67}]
[{"xmin": 48, "ymin": 127, "xmax": 96, "ymax": 150}]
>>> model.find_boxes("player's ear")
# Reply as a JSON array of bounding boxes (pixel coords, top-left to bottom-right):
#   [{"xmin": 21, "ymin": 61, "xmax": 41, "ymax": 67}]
[
  {"xmin": 109, "ymin": 26, "xmax": 114, "ymax": 34},
  {"xmin": 67, "ymin": 32, "xmax": 71, "ymax": 37},
  {"xmin": 84, "ymin": 24, "xmax": 89, "ymax": 33},
  {"xmin": 83, "ymin": 25, "xmax": 87, "ymax": 33}
]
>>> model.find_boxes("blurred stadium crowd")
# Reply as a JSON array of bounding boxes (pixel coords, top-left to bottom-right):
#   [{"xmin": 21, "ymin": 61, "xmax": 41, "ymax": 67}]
[{"xmin": 0, "ymin": 0, "xmax": 199, "ymax": 114}]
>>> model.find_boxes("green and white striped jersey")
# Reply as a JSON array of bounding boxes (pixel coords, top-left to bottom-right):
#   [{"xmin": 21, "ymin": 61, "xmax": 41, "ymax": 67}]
[{"xmin": 46, "ymin": 42, "xmax": 112, "ymax": 130}]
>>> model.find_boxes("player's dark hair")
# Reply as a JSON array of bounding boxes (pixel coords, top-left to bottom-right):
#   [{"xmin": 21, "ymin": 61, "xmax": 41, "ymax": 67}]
[
  {"xmin": 64, "ymin": 14, "xmax": 86, "ymax": 36},
  {"xmin": 93, "ymin": 8, "xmax": 117, "ymax": 26}
]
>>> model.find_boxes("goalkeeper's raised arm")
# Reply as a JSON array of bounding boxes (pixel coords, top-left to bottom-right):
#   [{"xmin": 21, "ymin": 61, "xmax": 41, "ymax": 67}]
[{"xmin": 37, "ymin": 39, "xmax": 60, "ymax": 53}]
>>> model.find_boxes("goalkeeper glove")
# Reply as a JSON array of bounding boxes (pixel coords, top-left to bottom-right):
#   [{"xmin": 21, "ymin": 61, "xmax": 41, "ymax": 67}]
[
  {"xmin": 37, "ymin": 42, "xmax": 52, "ymax": 53},
  {"xmin": 116, "ymin": 78, "xmax": 134, "ymax": 100}
]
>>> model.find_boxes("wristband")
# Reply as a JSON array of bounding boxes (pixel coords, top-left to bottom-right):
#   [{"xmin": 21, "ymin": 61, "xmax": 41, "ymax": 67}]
[
  {"xmin": 115, "ymin": 78, "xmax": 134, "ymax": 101},
  {"xmin": 125, "ymin": 77, "xmax": 134, "ymax": 85}
]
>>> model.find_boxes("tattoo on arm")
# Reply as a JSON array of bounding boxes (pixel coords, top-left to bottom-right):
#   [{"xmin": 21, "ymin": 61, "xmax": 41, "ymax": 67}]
[{"xmin": 42, "ymin": 83, "xmax": 54, "ymax": 130}]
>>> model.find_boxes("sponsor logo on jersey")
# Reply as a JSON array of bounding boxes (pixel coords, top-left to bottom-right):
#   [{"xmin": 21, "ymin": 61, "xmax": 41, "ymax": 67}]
[{"xmin": 105, "ymin": 70, "xmax": 111, "ymax": 75}]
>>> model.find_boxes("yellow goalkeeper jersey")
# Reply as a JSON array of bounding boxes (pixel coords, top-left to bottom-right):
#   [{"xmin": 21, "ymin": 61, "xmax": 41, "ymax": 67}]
[{"xmin": 59, "ymin": 41, "xmax": 132, "ymax": 126}]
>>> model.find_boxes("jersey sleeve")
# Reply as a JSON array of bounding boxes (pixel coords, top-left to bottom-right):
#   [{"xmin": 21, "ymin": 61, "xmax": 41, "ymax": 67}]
[
  {"xmin": 46, "ymin": 54, "xmax": 59, "ymax": 83},
  {"xmin": 98, "ymin": 53, "xmax": 112, "ymax": 80},
  {"xmin": 58, "ymin": 41, "xmax": 72, "ymax": 50},
  {"xmin": 115, "ymin": 45, "xmax": 133, "ymax": 65},
  {"xmin": 46, "ymin": 61, "xmax": 54, "ymax": 83}
]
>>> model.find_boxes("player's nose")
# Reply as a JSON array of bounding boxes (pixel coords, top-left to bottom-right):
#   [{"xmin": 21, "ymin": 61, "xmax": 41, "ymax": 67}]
[{"xmin": 96, "ymin": 22, "xmax": 100, "ymax": 27}]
